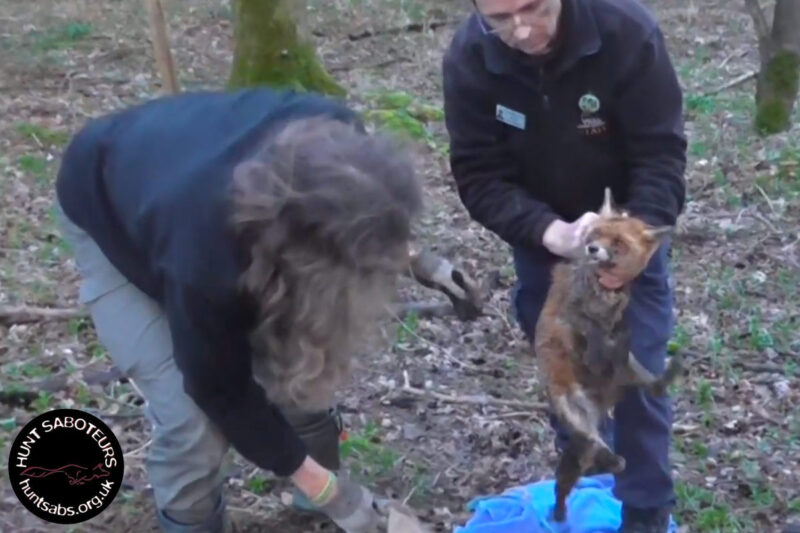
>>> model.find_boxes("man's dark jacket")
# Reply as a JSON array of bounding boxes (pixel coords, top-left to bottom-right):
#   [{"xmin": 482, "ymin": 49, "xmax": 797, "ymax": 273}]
[
  {"xmin": 442, "ymin": 0, "xmax": 687, "ymax": 250},
  {"xmin": 56, "ymin": 88, "xmax": 361, "ymax": 477}
]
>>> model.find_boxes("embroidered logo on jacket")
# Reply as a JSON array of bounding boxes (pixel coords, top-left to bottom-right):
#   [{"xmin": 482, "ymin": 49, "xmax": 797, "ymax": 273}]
[{"xmin": 577, "ymin": 92, "xmax": 607, "ymax": 137}]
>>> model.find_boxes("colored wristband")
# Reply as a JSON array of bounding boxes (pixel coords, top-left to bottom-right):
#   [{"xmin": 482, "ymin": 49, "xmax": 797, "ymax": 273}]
[{"xmin": 311, "ymin": 471, "xmax": 337, "ymax": 507}]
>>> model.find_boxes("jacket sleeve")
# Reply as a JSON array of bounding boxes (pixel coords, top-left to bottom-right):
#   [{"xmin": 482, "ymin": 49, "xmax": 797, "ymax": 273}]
[
  {"xmin": 162, "ymin": 281, "xmax": 308, "ymax": 478},
  {"xmin": 615, "ymin": 26, "xmax": 687, "ymax": 228},
  {"xmin": 442, "ymin": 47, "xmax": 560, "ymax": 249}
]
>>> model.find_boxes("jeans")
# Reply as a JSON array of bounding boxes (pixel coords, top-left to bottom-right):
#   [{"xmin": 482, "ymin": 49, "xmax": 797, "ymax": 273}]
[{"xmin": 511, "ymin": 244, "xmax": 676, "ymax": 510}]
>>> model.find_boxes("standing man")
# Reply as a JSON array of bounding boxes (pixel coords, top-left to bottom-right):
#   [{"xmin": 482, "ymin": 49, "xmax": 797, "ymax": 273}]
[{"xmin": 442, "ymin": 1, "xmax": 686, "ymax": 532}]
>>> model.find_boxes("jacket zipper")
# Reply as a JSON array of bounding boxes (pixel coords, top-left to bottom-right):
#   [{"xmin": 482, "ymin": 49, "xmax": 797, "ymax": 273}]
[{"xmin": 539, "ymin": 67, "xmax": 550, "ymax": 111}]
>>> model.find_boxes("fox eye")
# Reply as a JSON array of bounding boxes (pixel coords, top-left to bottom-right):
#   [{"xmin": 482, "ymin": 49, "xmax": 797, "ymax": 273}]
[{"xmin": 612, "ymin": 238, "xmax": 628, "ymax": 254}]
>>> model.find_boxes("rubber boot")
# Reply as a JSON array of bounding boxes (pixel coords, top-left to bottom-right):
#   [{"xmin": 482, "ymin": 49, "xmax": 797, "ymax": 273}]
[{"xmin": 280, "ymin": 406, "xmax": 343, "ymax": 513}]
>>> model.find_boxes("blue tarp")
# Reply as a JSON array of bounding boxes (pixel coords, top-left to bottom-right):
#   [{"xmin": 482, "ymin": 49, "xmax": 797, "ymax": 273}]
[{"xmin": 454, "ymin": 474, "xmax": 677, "ymax": 533}]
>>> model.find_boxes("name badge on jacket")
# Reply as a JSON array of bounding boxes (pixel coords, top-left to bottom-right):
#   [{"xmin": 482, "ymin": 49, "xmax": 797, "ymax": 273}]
[{"xmin": 496, "ymin": 104, "xmax": 526, "ymax": 130}]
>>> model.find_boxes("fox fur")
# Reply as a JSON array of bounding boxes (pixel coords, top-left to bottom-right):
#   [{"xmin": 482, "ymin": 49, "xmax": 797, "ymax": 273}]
[{"xmin": 533, "ymin": 188, "xmax": 684, "ymax": 523}]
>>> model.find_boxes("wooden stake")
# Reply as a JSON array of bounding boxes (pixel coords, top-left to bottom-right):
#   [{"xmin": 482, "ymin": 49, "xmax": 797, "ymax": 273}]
[{"xmin": 145, "ymin": 0, "xmax": 180, "ymax": 93}]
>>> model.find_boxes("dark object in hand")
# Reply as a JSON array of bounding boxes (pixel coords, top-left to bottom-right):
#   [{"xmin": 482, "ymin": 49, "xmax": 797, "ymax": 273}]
[{"xmin": 408, "ymin": 250, "xmax": 483, "ymax": 321}]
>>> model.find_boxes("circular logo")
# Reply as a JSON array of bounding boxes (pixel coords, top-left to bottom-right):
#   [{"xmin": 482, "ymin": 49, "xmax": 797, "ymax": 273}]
[
  {"xmin": 7, "ymin": 409, "xmax": 124, "ymax": 524},
  {"xmin": 578, "ymin": 93, "xmax": 601, "ymax": 114}
]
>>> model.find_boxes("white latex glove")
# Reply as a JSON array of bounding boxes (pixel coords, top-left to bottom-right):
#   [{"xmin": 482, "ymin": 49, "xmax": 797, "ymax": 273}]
[{"xmin": 542, "ymin": 212, "xmax": 600, "ymax": 258}]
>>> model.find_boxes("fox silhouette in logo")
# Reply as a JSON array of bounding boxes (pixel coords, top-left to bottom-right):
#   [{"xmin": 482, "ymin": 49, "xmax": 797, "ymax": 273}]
[{"xmin": 20, "ymin": 462, "xmax": 111, "ymax": 486}]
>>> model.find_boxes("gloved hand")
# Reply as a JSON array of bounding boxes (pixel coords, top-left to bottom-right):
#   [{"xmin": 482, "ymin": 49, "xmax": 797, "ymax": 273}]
[
  {"xmin": 542, "ymin": 212, "xmax": 600, "ymax": 258},
  {"xmin": 316, "ymin": 476, "xmax": 385, "ymax": 533},
  {"xmin": 408, "ymin": 249, "xmax": 482, "ymax": 321}
]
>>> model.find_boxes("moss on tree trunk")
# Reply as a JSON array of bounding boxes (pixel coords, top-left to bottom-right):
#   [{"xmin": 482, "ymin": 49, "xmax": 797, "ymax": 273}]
[
  {"xmin": 750, "ymin": 0, "xmax": 800, "ymax": 135},
  {"xmin": 227, "ymin": 0, "xmax": 345, "ymax": 97},
  {"xmin": 756, "ymin": 50, "xmax": 800, "ymax": 134}
]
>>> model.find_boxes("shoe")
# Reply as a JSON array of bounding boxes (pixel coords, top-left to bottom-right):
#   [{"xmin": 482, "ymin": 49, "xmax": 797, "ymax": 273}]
[{"xmin": 619, "ymin": 505, "xmax": 671, "ymax": 533}]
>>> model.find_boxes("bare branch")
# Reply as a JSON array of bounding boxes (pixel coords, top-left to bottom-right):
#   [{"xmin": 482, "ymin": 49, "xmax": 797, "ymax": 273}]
[
  {"xmin": 744, "ymin": 0, "xmax": 772, "ymax": 41},
  {"xmin": 145, "ymin": 0, "xmax": 180, "ymax": 93},
  {"xmin": 398, "ymin": 371, "xmax": 548, "ymax": 411},
  {"xmin": 703, "ymin": 70, "xmax": 757, "ymax": 96}
]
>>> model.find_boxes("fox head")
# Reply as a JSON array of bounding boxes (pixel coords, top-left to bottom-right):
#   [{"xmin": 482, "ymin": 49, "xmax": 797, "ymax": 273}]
[{"xmin": 582, "ymin": 188, "xmax": 672, "ymax": 283}]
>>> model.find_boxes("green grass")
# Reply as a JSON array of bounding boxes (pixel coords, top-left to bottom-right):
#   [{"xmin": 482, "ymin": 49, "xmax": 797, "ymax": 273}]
[
  {"xmin": 17, "ymin": 154, "xmax": 50, "ymax": 186},
  {"xmin": 676, "ymin": 483, "xmax": 755, "ymax": 532},
  {"xmin": 685, "ymin": 94, "xmax": 717, "ymax": 115},
  {"xmin": 340, "ymin": 421, "xmax": 400, "ymax": 482},
  {"xmin": 246, "ymin": 475, "xmax": 272, "ymax": 494},
  {"xmin": 29, "ymin": 21, "xmax": 92, "ymax": 52},
  {"xmin": 395, "ymin": 309, "xmax": 419, "ymax": 347},
  {"xmin": 15, "ymin": 123, "xmax": 69, "ymax": 146}
]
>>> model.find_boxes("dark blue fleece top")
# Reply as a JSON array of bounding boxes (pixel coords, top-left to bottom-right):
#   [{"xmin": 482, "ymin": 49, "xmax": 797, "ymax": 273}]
[
  {"xmin": 56, "ymin": 88, "xmax": 361, "ymax": 477},
  {"xmin": 443, "ymin": 0, "xmax": 687, "ymax": 250}
]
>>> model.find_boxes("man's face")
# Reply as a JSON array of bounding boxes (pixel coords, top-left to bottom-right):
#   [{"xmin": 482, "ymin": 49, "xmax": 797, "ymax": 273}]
[{"xmin": 474, "ymin": 0, "xmax": 562, "ymax": 55}]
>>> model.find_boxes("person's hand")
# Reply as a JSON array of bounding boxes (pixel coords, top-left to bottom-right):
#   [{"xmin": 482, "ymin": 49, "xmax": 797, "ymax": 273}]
[
  {"xmin": 316, "ymin": 476, "xmax": 384, "ymax": 533},
  {"xmin": 290, "ymin": 457, "xmax": 383, "ymax": 532},
  {"xmin": 408, "ymin": 249, "xmax": 483, "ymax": 321},
  {"xmin": 542, "ymin": 212, "xmax": 600, "ymax": 258}
]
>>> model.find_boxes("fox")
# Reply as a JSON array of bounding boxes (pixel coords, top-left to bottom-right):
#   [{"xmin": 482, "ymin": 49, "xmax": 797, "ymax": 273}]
[{"xmin": 533, "ymin": 188, "xmax": 685, "ymax": 523}]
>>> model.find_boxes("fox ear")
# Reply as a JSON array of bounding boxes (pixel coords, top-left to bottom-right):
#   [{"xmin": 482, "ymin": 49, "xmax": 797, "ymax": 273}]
[
  {"xmin": 599, "ymin": 187, "xmax": 616, "ymax": 218},
  {"xmin": 645, "ymin": 225, "xmax": 673, "ymax": 241}
]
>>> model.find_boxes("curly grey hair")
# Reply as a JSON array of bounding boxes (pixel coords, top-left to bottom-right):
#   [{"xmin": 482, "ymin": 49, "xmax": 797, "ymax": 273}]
[{"xmin": 229, "ymin": 115, "xmax": 423, "ymax": 411}]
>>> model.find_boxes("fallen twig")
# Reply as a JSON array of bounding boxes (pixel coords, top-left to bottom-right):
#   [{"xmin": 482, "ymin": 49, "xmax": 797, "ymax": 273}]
[
  {"xmin": 673, "ymin": 423, "xmax": 700, "ymax": 434},
  {"xmin": 702, "ymin": 70, "xmax": 757, "ymax": 96},
  {"xmin": 124, "ymin": 438, "xmax": 152, "ymax": 459},
  {"xmin": 754, "ymin": 183, "xmax": 779, "ymax": 217},
  {"xmin": 312, "ymin": 19, "xmax": 456, "ymax": 41},
  {"xmin": 4, "ymin": 301, "xmax": 459, "ymax": 325},
  {"xmin": 0, "ymin": 366, "xmax": 124, "ymax": 408},
  {"xmin": 746, "ymin": 209, "xmax": 781, "ymax": 234},
  {"xmin": 733, "ymin": 361, "xmax": 785, "ymax": 374},
  {"xmin": 399, "ymin": 371, "xmax": 548, "ymax": 411},
  {"xmin": 329, "ymin": 56, "xmax": 412, "ymax": 72},
  {"xmin": 0, "ymin": 305, "xmax": 88, "ymax": 326},
  {"xmin": 391, "ymin": 301, "xmax": 453, "ymax": 320},
  {"xmin": 348, "ymin": 19, "xmax": 455, "ymax": 40},
  {"xmin": 718, "ymin": 49, "xmax": 749, "ymax": 69}
]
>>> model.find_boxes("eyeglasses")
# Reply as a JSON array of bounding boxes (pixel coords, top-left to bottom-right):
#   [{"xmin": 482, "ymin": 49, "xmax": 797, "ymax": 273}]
[{"xmin": 473, "ymin": 0, "xmax": 555, "ymax": 35}]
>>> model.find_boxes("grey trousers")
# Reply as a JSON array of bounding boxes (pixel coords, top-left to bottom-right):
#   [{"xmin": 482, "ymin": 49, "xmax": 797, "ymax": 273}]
[{"xmin": 56, "ymin": 204, "xmax": 341, "ymax": 532}]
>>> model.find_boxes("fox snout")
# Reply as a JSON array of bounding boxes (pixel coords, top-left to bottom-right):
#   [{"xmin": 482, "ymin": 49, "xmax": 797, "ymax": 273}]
[{"xmin": 585, "ymin": 242, "xmax": 611, "ymax": 263}]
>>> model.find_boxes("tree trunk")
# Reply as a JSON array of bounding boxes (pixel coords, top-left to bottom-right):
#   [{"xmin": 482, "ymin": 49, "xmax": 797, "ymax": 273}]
[
  {"xmin": 747, "ymin": 0, "xmax": 800, "ymax": 134},
  {"xmin": 227, "ymin": 0, "xmax": 346, "ymax": 96}
]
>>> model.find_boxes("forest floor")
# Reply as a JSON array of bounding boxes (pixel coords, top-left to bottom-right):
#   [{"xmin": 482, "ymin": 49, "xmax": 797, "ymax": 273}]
[{"xmin": 1, "ymin": 0, "xmax": 799, "ymax": 532}]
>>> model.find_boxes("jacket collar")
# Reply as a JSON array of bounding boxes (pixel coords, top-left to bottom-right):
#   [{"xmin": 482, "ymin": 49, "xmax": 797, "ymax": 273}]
[{"xmin": 474, "ymin": 0, "xmax": 601, "ymax": 79}]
